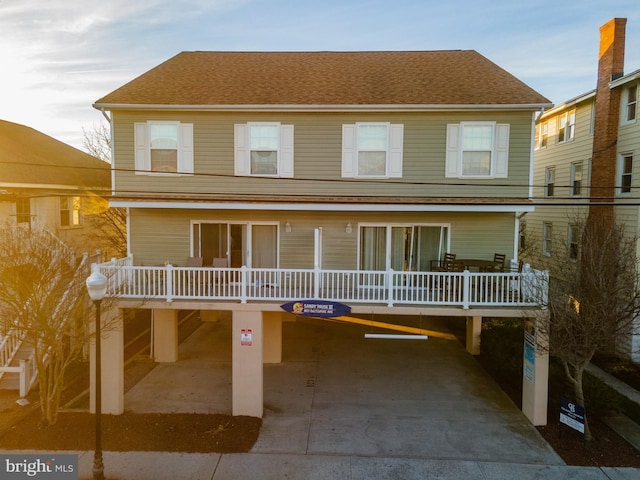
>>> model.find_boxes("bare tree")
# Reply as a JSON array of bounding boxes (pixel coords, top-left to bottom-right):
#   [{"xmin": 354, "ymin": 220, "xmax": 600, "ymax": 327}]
[
  {"xmin": 82, "ymin": 122, "xmax": 127, "ymax": 259},
  {"xmin": 82, "ymin": 122, "xmax": 111, "ymax": 163},
  {"xmin": 0, "ymin": 225, "xmax": 93, "ymax": 425},
  {"xmin": 531, "ymin": 213, "xmax": 640, "ymax": 440}
]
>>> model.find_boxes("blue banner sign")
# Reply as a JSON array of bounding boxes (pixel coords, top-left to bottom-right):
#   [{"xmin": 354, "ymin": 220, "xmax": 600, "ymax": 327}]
[
  {"xmin": 281, "ymin": 300, "xmax": 351, "ymax": 318},
  {"xmin": 559, "ymin": 397, "xmax": 585, "ymax": 434}
]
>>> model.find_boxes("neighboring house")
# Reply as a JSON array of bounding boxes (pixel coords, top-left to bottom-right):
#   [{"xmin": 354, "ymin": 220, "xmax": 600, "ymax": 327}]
[
  {"xmin": 0, "ymin": 119, "xmax": 111, "ymax": 260},
  {"xmin": 92, "ymin": 49, "xmax": 552, "ymax": 422},
  {"xmin": 528, "ymin": 18, "xmax": 640, "ymax": 359}
]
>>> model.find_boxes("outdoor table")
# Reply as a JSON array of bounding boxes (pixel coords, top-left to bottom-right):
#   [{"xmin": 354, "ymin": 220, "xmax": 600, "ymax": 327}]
[{"xmin": 455, "ymin": 259, "xmax": 499, "ymax": 272}]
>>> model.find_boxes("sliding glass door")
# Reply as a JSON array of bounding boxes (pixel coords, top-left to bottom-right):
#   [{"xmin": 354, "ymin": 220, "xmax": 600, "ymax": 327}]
[
  {"xmin": 360, "ymin": 224, "xmax": 449, "ymax": 273},
  {"xmin": 192, "ymin": 222, "xmax": 277, "ymax": 268}
]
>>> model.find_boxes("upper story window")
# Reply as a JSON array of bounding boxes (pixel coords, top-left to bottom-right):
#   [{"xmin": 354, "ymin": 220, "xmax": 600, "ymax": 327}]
[
  {"xmin": 445, "ymin": 122, "xmax": 509, "ymax": 178},
  {"xmin": 535, "ymin": 122, "xmax": 548, "ymax": 149},
  {"xmin": 15, "ymin": 198, "xmax": 30, "ymax": 224},
  {"xmin": 618, "ymin": 153, "xmax": 633, "ymax": 195},
  {"xmin": 342, "ymin": 123, "xmax": 404, "ymax": 178},
  {"xmin": 568, "ymin": 224, "xmax": 579, "ymax": 261},
  {"xmin": 557, "ymin": 110, "xmax": 576, "ymax": 143},
  {"xmin": 624, "ymin": 84, "xmax": 637, "ymax": 123},
  {"xmin": 235, "ymin": 122, "xmax": 294, "ymax": 177},
  {"xmin": 571, "ymin": 161, "xmax": 583, "ymax": 197},
  {"xmin": 60, "ymin": 196, "xmax": 82, "ymax": 227},
  {"xmin": 545, "ymin": 167, "xmax": 555, "ymax": 197},
  {"xmin": 134, "ymin": 121, "xmax": 194, "ymax": 175}
]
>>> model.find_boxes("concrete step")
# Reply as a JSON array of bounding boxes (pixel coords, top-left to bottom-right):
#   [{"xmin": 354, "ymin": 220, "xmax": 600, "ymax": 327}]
[{"xmin": 604, "ymin": 414, "xmax": 640, "ymax": 451}]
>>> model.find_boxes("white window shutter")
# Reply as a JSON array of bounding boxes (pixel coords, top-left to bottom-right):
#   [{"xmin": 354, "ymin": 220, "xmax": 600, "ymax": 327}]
[
  {"xmin": 134, "ymin": 122, "xmax": 149, "ymax": 174},
  {"xmin": 445, "ymin": 124, "xmax": 460, "ymax": 178},
  {"xmin": 342, "ymin": 124, "xmax": 357, "ymax": 178},
  {"xmin": 234, "ymin": 124, "xmax": 249, "ymax": 176},
  {"xmin": 494, "ymin": 123, "xmax": 510, "ymax": 178},
  {"xmin": 388, "ymin": 124, "xmax": 404, "ymax": 178},
  {"xmin": 279, "ymin": 124, "xmax": 294, "ymax": 178},
  {"xmin": 179, "ymin": 123, "xmax": 194, "ymax": 174}
]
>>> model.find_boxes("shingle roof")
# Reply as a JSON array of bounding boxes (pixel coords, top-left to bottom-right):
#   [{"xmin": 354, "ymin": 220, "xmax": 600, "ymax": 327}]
[
  {"xmin": 95, "ymin": 51, "xmax": 551, "ymax": 108},
  {"xmin": 0, "ymin": 120, "xmax": 110, "ymax": 190}
]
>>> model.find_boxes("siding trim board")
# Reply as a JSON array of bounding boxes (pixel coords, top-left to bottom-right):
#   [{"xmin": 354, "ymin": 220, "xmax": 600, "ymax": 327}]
[{"xmin": 112, "ymin": 200, "xmax": 534, "ymax": 213}]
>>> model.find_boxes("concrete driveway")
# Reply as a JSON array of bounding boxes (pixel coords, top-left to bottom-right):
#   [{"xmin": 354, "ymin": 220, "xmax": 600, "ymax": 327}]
[{"xmin": 124, "ymin": 314, "xmax": 562, "ymax": 466}]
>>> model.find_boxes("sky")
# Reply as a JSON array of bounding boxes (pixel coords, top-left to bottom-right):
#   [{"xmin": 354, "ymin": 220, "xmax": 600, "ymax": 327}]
[{"xmin": 2, "ymin": 0, "xmax": 640, "ymax": 151}]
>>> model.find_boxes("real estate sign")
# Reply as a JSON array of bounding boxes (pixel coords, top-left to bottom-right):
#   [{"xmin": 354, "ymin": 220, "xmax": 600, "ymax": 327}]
[{"xmin": 559, "ymin": 397, "xmax": 585, "ymax": 434}]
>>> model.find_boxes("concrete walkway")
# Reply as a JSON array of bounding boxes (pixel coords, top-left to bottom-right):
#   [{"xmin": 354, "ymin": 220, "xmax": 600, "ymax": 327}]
[{"xmin": 5, "ymin": 315, "xmax": 640, "ymax": 479}]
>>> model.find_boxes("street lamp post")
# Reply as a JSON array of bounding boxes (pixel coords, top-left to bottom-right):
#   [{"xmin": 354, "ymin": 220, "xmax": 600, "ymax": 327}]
[{"xmin": 86, "ymin": 269, "xmax": 108, "ymax": 480}]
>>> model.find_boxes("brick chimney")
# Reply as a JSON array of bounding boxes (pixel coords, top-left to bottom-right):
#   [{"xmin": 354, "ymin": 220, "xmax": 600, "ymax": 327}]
[{"xmin": 590, "ymin": 18, "xmax": 626, "ymax": 206}]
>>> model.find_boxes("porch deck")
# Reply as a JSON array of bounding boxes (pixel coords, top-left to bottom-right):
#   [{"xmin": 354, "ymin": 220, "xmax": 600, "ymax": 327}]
[{"xmin": 96, "ymin": 257, "xmax": 548, "ymax": 310}]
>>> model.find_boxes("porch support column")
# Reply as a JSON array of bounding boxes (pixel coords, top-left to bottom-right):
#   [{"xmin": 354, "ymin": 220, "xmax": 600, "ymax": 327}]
[
  {"xmin": 522, "ymin": 313, "xmax": 549, "ymax": 426},
  {"xmin": 232, "ymin": 310, "xmax": 263, "ymax": 417},
  {"xmin": 465, "ymin": 316, "xmax": 482, "ymax": 355},
  {"xmin": 90, "ymin": 306, "xmax": 124, "ymax": 415},
  {"xmin": 153, "ymin": 309, "xmax": 178, "ymax": 363},
  {"xmin": 263, "ymin": 312, "xmax": 283, "ymax": 364}
]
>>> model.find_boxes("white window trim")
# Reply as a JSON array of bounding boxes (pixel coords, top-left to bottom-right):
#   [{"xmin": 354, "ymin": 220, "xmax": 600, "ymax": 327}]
[
  {"xmin": 60, "ymin": 196, "xmax": 83, "ymax": 228},
  {"xmin": 544, "ymin": 166, "xmax": 555, "ymax": 197},
  {"xmin": 570, "ymin": 161, "xmax": 583, "ymax": 197},
  {"xmin": 134, "ymin": 121, "xmax": 194, "ymax": 176},
  {"xmin": 623, "ymin": 84, "xmax": 638, "ymax": 125},
  {"xmin": 557, "ymin": 111, "xmax": 576, "ymax": 144},
  {"xmin": 445, "ymin": 121, "xmax": 509, "ymax": 179},
  {"xmin": 234, "ymin": 122, "xmax": 294, "ymax": 178},
  {"xmin": 617, "ymin": 152, "xmax": 633, "ymax": 196},
  {"xmin": 342, "ymin": 122, "xmax": 404, "ymax": 179},
  {"xmin": 539, "ymin": 122, "xmax": 548, "ymax": 149}
]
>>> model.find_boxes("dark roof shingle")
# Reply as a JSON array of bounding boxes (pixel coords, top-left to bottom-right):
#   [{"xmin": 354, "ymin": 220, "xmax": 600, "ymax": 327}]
[
  {"xmin": 0, "ymin": 120, "xmax": 110, "ymax": 190},
  {"xmin": 95, "ymin": 50, "xmax": 550, "ymax": 107}
]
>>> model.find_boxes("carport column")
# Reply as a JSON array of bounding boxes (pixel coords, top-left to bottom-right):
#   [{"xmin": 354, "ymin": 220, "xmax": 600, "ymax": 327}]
[
  {"xmin": 263, "ymin": 311, "xmax": 283, "ymax": 364},
  {"xmin": 153, "ymin": 309, "xmax": 178, "ymax": 362},
  {"xmin": 522, "ymin": 313, "xmax": 549, "ymax": 426},
  {"xmin": 232, "ymin": 310, "xmax": 263, "ymax": 417},
  {"xmin": 465, "ymin": 316, "xmax": 482, "ymax": 355},
  {"xmin": 90, "ymin": 306, "xmax": 124, "ymax": 415}
]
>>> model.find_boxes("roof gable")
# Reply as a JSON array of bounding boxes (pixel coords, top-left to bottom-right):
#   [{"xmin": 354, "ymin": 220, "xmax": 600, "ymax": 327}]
[{"xmin": 95, "ymin": 50, "xmax": 551, "ymax": 108}]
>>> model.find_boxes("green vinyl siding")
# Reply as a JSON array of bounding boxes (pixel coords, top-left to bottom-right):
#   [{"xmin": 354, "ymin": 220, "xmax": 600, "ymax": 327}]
[
  {"xmin": 112, "ymin": 110, "xmax": 534, "ymax": 199},
  {"xmin": 129, "ymin": 208, "xmax": 516, "ymax": 270}
]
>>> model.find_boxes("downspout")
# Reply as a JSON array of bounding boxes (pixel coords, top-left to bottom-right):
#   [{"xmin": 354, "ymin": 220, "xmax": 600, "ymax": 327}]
[
  {"xmin": 99, "ymin": 108, "xmax": 116, "ymax": 198},
  {"xmin": 514, "ymin": 212, "xmax": 528, "ymax": 265}
]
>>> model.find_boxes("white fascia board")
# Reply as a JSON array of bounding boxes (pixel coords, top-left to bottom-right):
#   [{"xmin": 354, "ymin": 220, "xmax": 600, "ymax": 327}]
[
  {"xmin": 610, "ymin": 68, "xmax": 640, "ymax": 89},
  {"xmin": 94, "ymin": 103, "xmax": 552, "ymax": 112},
  {"xmin": 109, "ymin": 200, "xmax": 534, "ymax": 213},
  {"xmin": 537, "ymin": 90, "xmax": 596, "ymax": 121}
]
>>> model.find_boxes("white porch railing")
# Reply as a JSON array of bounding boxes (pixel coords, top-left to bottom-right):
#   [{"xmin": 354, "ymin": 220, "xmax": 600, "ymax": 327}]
[
  {"xmin": 0, "ymin": 329, "xmax": 24, "ymax": 377},
  {"xmin": 95, "ymin": 259, "xmax": 548, "ymax": 309}
]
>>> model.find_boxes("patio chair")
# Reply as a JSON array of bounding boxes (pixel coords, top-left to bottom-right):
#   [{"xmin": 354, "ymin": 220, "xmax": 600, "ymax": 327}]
[
  {"xmin": 186, "ymin": 256, "xmax": 203, "ymax": 267},
  {"xmin": 437, "ymin": 253, "xmax": 458, "ymax": 272},
  {"xmin": 492, "ymin": 253, "xmax": 506, "ymax": 272},
  {"xmin": 212, "ymin": 257, "xmax": 229, "ymax": 285}
]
